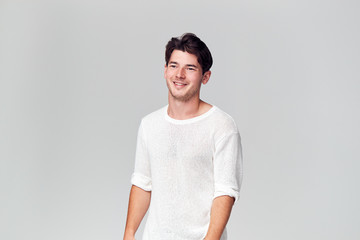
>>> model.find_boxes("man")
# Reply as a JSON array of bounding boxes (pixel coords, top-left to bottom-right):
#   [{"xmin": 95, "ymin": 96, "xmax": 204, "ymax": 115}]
[{"xmin": 123, "ymin": 33, "xmax": 243, "ymax": 240}]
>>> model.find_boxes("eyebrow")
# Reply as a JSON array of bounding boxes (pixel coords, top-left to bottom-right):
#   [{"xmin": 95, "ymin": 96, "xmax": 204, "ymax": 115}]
[
  {"xmin": 186, "ymin": 64, "xmax": 198, "ymax": 69},
  {"xmin": 169, "ymin": 61, "xmax": 198, "ymax": 69}
]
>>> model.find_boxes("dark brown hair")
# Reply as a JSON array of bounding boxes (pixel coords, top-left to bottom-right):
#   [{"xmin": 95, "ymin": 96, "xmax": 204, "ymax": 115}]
[{"xmin": 165, "ymin": 33, "xmax": 213, "ymax": 74}]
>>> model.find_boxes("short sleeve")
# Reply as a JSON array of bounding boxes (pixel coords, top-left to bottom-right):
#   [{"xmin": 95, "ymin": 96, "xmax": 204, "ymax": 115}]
[
  {"xmin": 130, "ymin": 119, "xmax": 152, "ymax": 191},
  {"xmin": 213, "ymin": 131, "xmax": 243, "ymax": 203}
]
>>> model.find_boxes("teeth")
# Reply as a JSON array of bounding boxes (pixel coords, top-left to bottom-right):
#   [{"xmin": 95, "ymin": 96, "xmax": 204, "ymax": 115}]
[{"xmin": 174, "ymin": 82, "xmax": 185, "ymax": 86}]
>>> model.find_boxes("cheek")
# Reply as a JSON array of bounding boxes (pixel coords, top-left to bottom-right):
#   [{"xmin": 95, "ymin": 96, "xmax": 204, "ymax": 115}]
[
  {"xmin": 165, "ymin": 73, "xmax": 171, "ymax": 80},
  {"xmin": 164, "ymin": 67, "xmax": 171, "ymax": 77},
  {"xmin": 167, "ymin": 72, "xmax": 179, "ymax": 81},
  {"xmin": 189, "ymin": 74, "xmax": 203, "ymax": 83}
]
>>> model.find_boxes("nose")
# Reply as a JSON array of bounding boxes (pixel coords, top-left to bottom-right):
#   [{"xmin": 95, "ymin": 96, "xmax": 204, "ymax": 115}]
[{"xmin": 176, "ymin": 67, "xmax": 185, "ymax": 79}]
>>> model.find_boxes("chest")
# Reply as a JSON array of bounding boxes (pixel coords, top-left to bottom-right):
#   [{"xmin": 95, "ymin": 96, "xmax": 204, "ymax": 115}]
[{"xmin": 146, "ymin": 125, "xmax": 215, "ymax": 168}]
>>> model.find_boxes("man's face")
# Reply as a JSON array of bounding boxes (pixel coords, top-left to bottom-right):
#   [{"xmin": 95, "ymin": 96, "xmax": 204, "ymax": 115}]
[{"xmin": 164, "ymin": 50, "xmax": 210, "ymax": 102}]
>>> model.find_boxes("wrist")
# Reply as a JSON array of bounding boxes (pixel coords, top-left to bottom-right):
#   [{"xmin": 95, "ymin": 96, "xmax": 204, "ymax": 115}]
[{"xmin": 124, "ymin": 228, "xmax": 135, "ymax": 237}]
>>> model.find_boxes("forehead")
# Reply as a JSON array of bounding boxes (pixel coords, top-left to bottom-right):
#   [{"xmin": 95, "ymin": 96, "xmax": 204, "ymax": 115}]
[{"xmin": 169, "ymin": 50, "xmax": 200, "ymax": 66}]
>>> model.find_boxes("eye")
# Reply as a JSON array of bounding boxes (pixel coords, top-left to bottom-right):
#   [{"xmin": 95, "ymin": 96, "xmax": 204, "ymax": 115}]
[
  {"xmin": 169, "ymin": 64, "xmax": 177, "ymax": 68},
  {"xmin": 187, "ymin": 67, "xmax": 195, "ymax": 71}
]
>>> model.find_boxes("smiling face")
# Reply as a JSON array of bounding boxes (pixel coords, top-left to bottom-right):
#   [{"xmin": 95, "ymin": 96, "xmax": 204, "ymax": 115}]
[{"xmin": 165, "ymin": 50, "xmax": 211, "ymax": 103}]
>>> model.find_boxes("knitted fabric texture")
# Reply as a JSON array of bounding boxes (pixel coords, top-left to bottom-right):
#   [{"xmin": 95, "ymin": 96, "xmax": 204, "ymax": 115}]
[{"xmin": 131, "ymin": 104, "xmax": 243, "ymax": 240}]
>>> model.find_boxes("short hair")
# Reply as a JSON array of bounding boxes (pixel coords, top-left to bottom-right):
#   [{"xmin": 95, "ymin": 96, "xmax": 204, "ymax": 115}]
[{"xmin": 165, "ymin": 33, "xmax": 213, "ymax": 74}]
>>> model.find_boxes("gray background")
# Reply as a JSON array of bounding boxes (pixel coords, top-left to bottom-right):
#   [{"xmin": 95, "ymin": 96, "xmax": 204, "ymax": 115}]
[{"xmin": 1, "ymin": 0, "xmax": 359, "ymax": 239}]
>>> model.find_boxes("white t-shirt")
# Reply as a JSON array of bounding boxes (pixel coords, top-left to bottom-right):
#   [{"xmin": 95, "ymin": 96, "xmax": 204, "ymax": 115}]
[{"xmin": 131, "ymin": 104, "xmax": 243, "ymax": 240}]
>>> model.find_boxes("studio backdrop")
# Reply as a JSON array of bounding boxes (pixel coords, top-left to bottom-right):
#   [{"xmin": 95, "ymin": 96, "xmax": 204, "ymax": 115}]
[{"xmin": 1, "ymin": 0, "xmax": 359, "ymax": 239}]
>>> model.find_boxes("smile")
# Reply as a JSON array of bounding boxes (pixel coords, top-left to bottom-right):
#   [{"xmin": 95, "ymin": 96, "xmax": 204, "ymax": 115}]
[{"xmin": 173, "ymin": 81, "xmax": 187, "ymax": 86}]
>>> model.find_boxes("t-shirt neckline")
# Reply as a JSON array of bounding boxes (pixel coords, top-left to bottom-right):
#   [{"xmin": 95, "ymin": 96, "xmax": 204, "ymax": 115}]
[{"xmin": 164, "ymin": 104, "xmax": 217, "ymax": 124}]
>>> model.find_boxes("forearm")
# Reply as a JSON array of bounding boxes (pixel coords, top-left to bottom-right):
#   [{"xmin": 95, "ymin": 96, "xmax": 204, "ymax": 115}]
[
  {"xmin": 204, "ymin": 195, "xmax": 235, "ymax": 240},
  {"xmin": 123, "ymin": 185, "xmax": 151, "ymax": 239}
]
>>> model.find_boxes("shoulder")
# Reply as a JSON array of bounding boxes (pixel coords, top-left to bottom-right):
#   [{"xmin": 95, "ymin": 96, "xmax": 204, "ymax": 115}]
[
  {"xmin": 139, "ymin": 105, "xmax": 167, "ymax": 128},
  {"xmin": 210, "ymin": 106, "xmax": 240, "ymax": 143},
  {"xmin": 212, "ymin": 106, "xmax": 239, "ymax": 133}
]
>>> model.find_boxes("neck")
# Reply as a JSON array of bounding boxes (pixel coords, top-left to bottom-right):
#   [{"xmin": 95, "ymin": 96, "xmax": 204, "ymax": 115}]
[{"xmin": 167, "ymin": 94, "xmax": 204, "ymax": 120}]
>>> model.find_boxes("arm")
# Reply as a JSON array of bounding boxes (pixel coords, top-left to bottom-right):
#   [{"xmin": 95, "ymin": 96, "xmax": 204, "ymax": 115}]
[
  {"xmin": 206, "ymin": 130, "xmax": 242, "ymax": 239},
  {"xmin": 123, "ymin": 185, "xmax": 151, "ymax": 240},
  {"xmin": 203, "ymin": 195, "xmax": 235, "ymax": 240}
]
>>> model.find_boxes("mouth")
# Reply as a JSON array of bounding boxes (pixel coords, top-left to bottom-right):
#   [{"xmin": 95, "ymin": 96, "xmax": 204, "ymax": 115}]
[{"xmin": 173, "ymin": 81, "xmax": 187, "ymax": 88}]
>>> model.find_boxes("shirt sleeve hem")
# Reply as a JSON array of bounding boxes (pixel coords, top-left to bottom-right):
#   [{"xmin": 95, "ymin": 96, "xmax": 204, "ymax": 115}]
[
  {"xmin": 131, "ymin": 172, "xmax": 152, "ymax": 191},
  {"xmin": 213, "ymin": 184, "xmax": 240, "ymax": 203}
]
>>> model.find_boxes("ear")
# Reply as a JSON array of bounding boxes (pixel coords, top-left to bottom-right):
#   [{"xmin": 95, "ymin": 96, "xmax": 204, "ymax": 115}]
[
  {"xmin": 164, "ymin": 64, "xmax": 167, "ymax": 78},
  {"xmin": 201, "ymin": 71, "xmax": 211, "ymax": 85}
]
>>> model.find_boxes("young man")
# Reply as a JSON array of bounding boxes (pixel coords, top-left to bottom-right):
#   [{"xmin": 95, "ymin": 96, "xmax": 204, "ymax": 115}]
[{"xmin": 124, "ymin": 33, "xmax": 243, "ymax": 240}]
